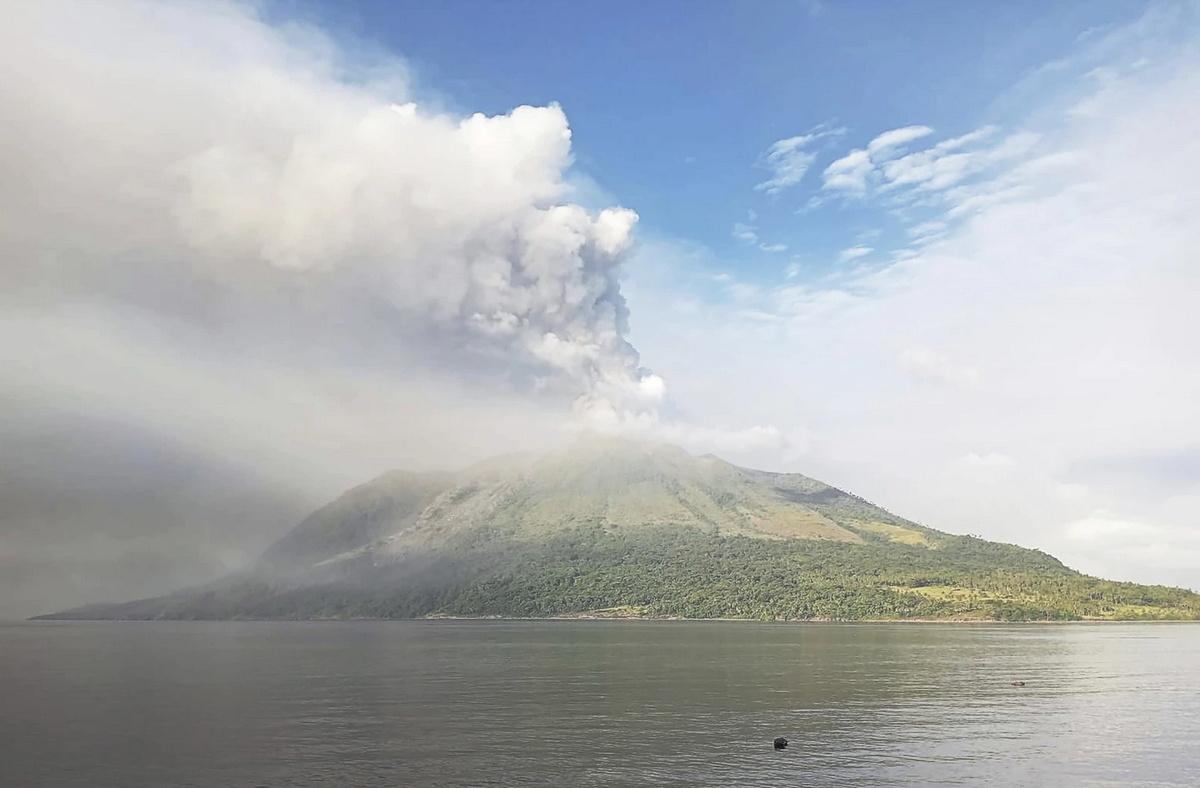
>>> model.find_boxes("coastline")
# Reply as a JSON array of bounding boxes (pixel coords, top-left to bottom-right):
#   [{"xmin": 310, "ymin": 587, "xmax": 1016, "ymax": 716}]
[
  {"xmin": 421, "ymin": 614, "xmax": 1200, "ymax": 624},
  {"xmin": 25, "ymin": 614, "xmax": 1200, "ymax": 624}
]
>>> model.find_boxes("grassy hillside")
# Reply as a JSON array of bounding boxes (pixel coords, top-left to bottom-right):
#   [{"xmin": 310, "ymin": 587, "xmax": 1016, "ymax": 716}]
[{"xmin": 36, "ymin": 440, "xmax": 1200, "ymax": 622}]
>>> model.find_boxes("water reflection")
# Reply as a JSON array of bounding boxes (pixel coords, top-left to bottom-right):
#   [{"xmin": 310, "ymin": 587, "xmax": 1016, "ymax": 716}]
[{"xmin": 2, "ymin": 621, "xmax": 1198, "ymax": 786}]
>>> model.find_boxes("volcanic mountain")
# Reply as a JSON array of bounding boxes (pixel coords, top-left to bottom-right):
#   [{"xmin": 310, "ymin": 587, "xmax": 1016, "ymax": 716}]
[{"xmin": 38, "ymin": 439, "xmax": 1200, "ymax": 621}]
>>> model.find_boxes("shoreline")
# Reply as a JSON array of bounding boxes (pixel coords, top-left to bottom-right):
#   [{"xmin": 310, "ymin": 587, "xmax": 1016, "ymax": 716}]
[
  {"xmin": 423, "ymin": 615, "xmax": 1200, "ymax": 624},
  {"xmin": 23, "ymin": 615, "xmax": 1200, "ymax": 624}
]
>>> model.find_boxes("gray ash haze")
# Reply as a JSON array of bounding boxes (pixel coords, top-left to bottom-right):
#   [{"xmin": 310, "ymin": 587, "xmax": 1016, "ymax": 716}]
[{"xmin": 2, "ymin": 1, "xmax": 1200, "ymax": 617}]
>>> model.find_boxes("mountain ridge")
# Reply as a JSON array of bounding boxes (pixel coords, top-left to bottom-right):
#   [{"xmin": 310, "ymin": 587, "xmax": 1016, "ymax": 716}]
[{"xmin": 35, "ymin": 439, "xmax": 1200, "ymax": 621}]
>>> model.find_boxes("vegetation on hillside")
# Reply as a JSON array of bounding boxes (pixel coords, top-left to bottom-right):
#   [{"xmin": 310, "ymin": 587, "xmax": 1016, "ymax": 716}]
[
  {"xmin": 430, "ymin": 524, "xmax": 1200, "ymax": 621},
  {"xmin": 35, "ymin": 441, "xmax": 1200, "ymax": 622},
  {"xmin": 45, "ymin": 523, "xmax": 1200, "ymax": 621}
]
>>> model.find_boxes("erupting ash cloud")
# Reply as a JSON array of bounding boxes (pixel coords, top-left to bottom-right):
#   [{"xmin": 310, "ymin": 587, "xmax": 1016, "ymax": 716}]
[
  {"xmin": 176, "ymin": 97, "xmax": 660, "ymax": 413},
  {"xmin": 0, "ymin": 1, "xmax": 786, "ymax": 615},
  {"xmin": 4, "ymin": 1, "xmax": 665, "ymax": 419},
  {"xmin": 7, "ymin": 0, "xmax": 784, "ymax": 616}
]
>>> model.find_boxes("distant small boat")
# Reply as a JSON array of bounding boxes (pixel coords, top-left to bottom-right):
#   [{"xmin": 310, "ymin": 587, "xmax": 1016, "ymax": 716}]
[
  {"xmin": 1011, "ymin": 681, "xmax": 1026, "ymax": 687},
  {"xmin": 774, "ymin": 737, "xmax": 789, "ymax": 750}
]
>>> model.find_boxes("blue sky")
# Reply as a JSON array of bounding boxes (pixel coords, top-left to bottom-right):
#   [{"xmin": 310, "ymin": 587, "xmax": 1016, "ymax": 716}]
[{"xmin": 297, "ymin": 0, "xmax": 1145, "ymax": 282}]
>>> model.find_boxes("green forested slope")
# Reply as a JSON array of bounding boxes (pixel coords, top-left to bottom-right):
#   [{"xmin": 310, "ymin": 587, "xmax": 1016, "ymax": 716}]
[{"xmin": 37, "ymin": 441, "xmax": 1200, "ymax": 622}]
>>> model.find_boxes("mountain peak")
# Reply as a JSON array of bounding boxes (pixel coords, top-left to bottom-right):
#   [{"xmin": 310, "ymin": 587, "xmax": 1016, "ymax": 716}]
[{"xmin": 36, "ymin": 444, "xmax": 1200, "ymax": 622}]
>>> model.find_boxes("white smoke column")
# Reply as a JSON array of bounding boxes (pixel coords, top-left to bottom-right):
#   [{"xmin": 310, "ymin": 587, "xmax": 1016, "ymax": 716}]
[
  {"xmin": 1, "ymin": 0, "xmax": 788, "ymax": 465},
  {"xmin": 176, "ymin": 101, "xmax": 652, "ymax": 407},
  {"xmin": 2, "ymin": 1, "xmax": 656, "ymax": 418}
]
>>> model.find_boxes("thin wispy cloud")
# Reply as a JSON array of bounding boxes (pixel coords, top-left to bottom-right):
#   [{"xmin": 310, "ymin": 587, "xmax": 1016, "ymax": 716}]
[
  {"xmin": 820, "ymin": 124, "xmax": 1027, "ymax": 203},
  {"xmin": 755, "ymin": 125, "xmax": 844, "ymax": 194},
  {"xmin": 866, "ymin": 125, "xmax": 934, "ymax": 157},
  {"xmin": 820, "ymin": 125, "xmax": 935, "ymax": 194},
  {"xmin": 906, "ymin": 220, "xmax": 948, "ymax": 245},
  {"xmin": 838, "ymin": 245, "xmax": 873, "ymax": 262},
  {"xmin": 880, "ymin": 129, "xmax": 1037, "ymax": 192},
  {"xmin": 814, "ymin": 123, "xmax": 1043, "ymax": 267},
  {"xmin": 732, "ymin": 222, "xmax": 760, "ymax": 243},
  {"xmin": 732, "ymin": 220, "xmax": 787, "ymax": 252}
]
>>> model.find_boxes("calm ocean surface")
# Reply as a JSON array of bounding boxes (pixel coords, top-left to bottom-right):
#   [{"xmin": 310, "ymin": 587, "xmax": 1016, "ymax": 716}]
[{"xmin": 2, "ymin": 620, "xmax": 1198, "ymax": 787}]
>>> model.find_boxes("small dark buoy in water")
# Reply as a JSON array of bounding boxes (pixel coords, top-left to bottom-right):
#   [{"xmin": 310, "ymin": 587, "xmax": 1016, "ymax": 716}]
[
  {"xmin": 1011, "ymin": 681, "xmax": 1026, "ymax": 687},
  {"xmin": 774, "ymin": 737, "xmax": 789, "ymax": 750}
]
